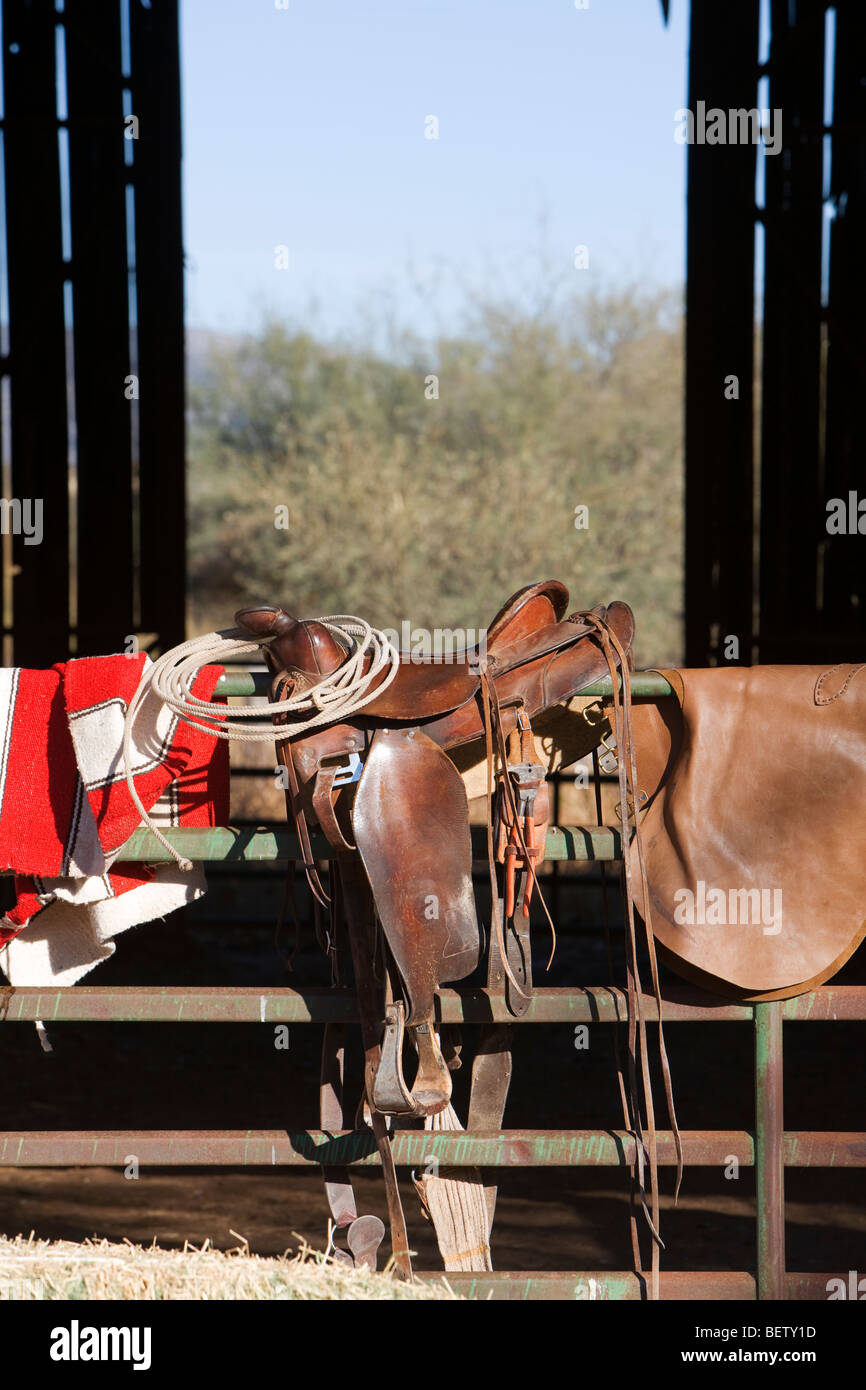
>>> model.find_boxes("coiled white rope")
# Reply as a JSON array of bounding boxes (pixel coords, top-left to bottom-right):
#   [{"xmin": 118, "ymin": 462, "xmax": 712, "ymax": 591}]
[{"xmin": 122, "ymin": 617, "xmax": 401, "ymax": 870}]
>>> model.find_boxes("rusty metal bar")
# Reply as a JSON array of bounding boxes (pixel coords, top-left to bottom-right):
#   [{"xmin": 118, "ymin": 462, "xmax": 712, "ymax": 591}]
[
  {"xmin": 0, "ymin": 1128, "xmax": 862, "ymax": 1169},
  {"xmin": 755, "ymin": 1000, "xmax": 786, "ymax": 1300},
  {"xmin": 428, "ymin": 1271, "xmax": 758, "ymax": 1301},
  {"xmin": 417, "ymin": 1271, "xmax": 843, "ymax": 1301},
  {"xmin": 2, "ymin": 984, "xmax": 865, "ymax": 1025},
  {"xmin": 215, "ymin": 670, "xmax": 676, "ymax": 700},
  {"xmin": 0, "ymin": 1128, "xmax": 743, "ymax": 1167}
]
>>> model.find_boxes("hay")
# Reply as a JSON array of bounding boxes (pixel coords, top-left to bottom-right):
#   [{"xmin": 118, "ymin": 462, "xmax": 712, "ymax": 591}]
[{"xmin": 0, "ymin": 1233, "xmax": 459, "ymax": 1301}]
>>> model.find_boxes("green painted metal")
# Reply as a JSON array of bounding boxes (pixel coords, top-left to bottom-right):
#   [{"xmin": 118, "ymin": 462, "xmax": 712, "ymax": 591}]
[
  {"xmin": 2, "ymin": 984, "xmax": 864, "ymax": 1025},
  {"xmin": 0, "ymin": 1128, "xmax": 749, "ymax": 1167},
  {"xmin": 417, "ymin": 1271, "xmax": 759, "ymax": 1300},
  {"xmin": 0, "ymin": 983, "xmax": 747, "ymax": 1024},
  {"xmin": 118, "ymin": 826, "xmax": 312, "ymax": 863},
  {"xmin": 216, "ymin": 669, "xmax": 675, "ymax": 700},
  {"xmin": 543, "ymin": 825, "xmax": 623, "ymax": 861},
  {"xmin": 114, "ymin": 823, "xmax": 625, "ymax": 864},
  {"xmin": 754, "ymin": 1000, "xmax": 786, "ymax": 1300},
  {"xmin": 1, "ymin": 1127, "xmax": 862, "ymax": 1169}
]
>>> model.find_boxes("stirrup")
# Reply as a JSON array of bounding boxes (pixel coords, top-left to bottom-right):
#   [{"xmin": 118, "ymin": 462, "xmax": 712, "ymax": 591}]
[
  {"xmin": 328, "ymin": 1214, "xmax": 386, "ymax": 1271},
  {"xmin": 372, "ymin": 1002, "xmax": 452, "ymax": 1117}
]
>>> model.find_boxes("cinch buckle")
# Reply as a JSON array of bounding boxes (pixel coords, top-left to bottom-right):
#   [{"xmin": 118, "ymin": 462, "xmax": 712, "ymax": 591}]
[{"xmin": 331, "ymin": 751, "xmax": 363, "ymax": 787}]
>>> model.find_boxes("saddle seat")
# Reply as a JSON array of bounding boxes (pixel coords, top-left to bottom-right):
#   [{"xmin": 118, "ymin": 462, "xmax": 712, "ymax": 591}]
[{"xmin": 236, "ymin": 580, "xmax": 622, "ymax": 725}]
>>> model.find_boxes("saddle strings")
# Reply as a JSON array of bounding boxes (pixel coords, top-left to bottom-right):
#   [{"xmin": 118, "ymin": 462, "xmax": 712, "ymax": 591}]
[
  {"xmin": 584, "ymin": 611, "xmax": 683, "ymax": 1301},
  {"xmin": 121, "ymin": 619, "xmax": 401, "ymax": 870}
]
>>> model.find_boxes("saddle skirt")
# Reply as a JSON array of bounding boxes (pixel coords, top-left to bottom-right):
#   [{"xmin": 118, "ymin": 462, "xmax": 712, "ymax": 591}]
[{"xmin": 629, "ymin": 663, "xmax": 866, "ymax": 999}]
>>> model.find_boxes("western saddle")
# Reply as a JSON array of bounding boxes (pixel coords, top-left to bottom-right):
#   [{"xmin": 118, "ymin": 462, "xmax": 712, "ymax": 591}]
[{"xmin": 236, "ymin": 580, "xmax": 676, "ymax": 1283}]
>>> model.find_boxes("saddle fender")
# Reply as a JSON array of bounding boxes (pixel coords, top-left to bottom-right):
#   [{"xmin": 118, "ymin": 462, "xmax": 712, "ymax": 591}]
[{"xmin": 351, "ymin": 726, "xmax": 480, "ymax": 1025}]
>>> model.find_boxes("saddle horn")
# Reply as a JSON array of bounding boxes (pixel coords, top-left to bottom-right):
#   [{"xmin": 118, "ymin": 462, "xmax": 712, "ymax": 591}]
[{"xmin": 235, "ymin": 605, "xmax": 349, "ymax": 678}]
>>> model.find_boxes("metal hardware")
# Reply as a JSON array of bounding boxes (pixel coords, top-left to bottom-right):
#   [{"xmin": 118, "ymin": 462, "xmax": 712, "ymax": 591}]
[{"xmin": 331, "ymin": 751, "xmax": 363, "ymax": 787}]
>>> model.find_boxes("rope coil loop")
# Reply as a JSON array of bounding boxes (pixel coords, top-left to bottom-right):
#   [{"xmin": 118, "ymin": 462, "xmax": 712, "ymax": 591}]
[{"xmin": 121, "ymin": 619, "xmax": 401, "ymax": 870}]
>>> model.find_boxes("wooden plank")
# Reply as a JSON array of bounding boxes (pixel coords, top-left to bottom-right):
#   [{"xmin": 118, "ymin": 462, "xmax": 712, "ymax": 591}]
[
  {"xmin": 2, "ymin": 0, "xmax": 70, "ymax": 665},
  {"xmin": 684, "ymin": 2, "xmax": 760, "ymax": 665},
  {"xmin": 822, "ymin": 1, "xmax": 866, "ymax": 649},
  {"xmin": 754, "ymin": 1001, "xmax": 786, "ymax": 1300},
  {"xmin": 65, "ymin": 0, "xmax": 134, "ymax": 654},
  {"xmin": 758, "ymin": 1, "xmax": 826, "ymax": 661},
  {"xmin": 131, "ymin": 0, "xmax": 186, "ymax": 652}
]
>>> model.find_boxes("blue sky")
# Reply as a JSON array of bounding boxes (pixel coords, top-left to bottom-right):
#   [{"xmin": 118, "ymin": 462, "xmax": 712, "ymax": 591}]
[{"xmin": 180, "ymin": 0, "xmax": 688, "ymax": 342}]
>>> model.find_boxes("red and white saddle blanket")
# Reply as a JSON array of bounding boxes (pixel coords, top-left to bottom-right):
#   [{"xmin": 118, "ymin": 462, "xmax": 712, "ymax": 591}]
[{"xmin": 0, "ymin": 653, "xmax": 229, "ymax": 986}]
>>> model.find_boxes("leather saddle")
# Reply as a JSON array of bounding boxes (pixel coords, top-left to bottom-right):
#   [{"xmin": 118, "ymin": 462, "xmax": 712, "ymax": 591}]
[
  {"xmin": 237, "ymin": 580, "xmax": 635, "ymax": 1117},
  {"xmin": 629, "ymin": 663, "xmax": 866, "ymax": 1000}
]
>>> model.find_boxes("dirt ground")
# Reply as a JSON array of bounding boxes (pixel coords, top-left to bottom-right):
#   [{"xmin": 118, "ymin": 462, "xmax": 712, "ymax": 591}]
[{"xmin": 1, "ymin": 865, "xmax": 864, "ymax": 1279}]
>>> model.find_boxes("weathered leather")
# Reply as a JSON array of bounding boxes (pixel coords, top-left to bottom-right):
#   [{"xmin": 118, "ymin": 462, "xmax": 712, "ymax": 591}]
[{"xmin": 629, "ymin": 664, "xmax": 866, "ymax": 999}]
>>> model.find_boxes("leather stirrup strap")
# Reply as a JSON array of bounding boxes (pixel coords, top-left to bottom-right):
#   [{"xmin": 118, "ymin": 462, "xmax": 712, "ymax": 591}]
[
  {"xmin": 337, "ymin": 852, "xmax": 414, "ymax": 1280},
  {"xmin": 593, "ymin": 746, "xmax": 643, "ymax": 1278},
  {"xmin": 586, "ymin": 613, "xmax": 683, "ymax": 1301},
  {"xmin": 479, "ymin": 665, "xmax": 533, "ymax": 1002},
  {"xmin": 320, "ymin": 1021, "xmax": 357, "ymax": 1230},
  {"xmin": 590, "ymin": 619, "xmax": 659, "ymax": 1296},
  {"xmin": 598, "ymin": 620, "xmax": 683, "ymax": 1187},
  {"xmin": 312, "ymin": 763, "xmax": 356, "ymax": 854},
  {"xmin": 484, "ymin": 674, "xmax": 558, "ymax": 966},
  {"xmin": 277, "ymin": 733, "xmax": 331, "ymax": 909}
]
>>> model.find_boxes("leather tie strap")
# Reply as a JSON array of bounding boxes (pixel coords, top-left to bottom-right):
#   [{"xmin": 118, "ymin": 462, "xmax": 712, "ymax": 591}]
[{"xmin": 584, "ymin": 611, "xmax": 683, "ymax": 1301}]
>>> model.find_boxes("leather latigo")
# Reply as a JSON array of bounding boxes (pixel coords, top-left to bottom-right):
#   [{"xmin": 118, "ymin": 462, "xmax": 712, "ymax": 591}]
[{"xmin": 629, "ymin": 664, "xmax": 866, "ymax": 999}]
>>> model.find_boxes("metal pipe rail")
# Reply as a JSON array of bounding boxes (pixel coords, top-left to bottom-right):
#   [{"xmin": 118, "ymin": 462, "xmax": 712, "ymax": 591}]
[{"xmin": 213, "ymin": 670, "xmax": 675, "ymax": 700}]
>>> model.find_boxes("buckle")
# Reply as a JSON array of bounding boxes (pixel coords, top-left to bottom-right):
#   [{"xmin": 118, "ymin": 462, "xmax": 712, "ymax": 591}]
[
  {"xmin": 330, "ymin": 751, "xmax": 363, "ymax": 787},
  {"xmin": 581, "ymin": 698, "xmax": 605, "ymax": 727},
  {"xmin": 598, "ymin": 729, "xmax": 618, "ymax": 775}
]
